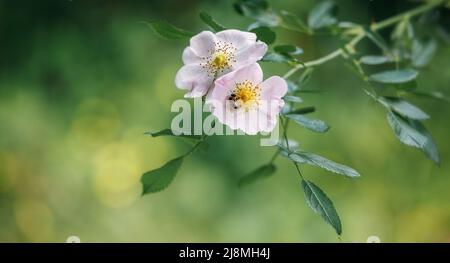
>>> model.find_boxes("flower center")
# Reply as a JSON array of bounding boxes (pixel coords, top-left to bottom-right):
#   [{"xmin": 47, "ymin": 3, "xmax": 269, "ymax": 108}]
[
  {"xmin": 228, "ymin": 80, "xmax": 260, "ymax": 111},
  {"xmin": 202, "ymin": 41, "xmax": 237, "ymax": 76},
  {"xmin": 211, "ymin": 52, "xmax": 229, "ymax": 70}
]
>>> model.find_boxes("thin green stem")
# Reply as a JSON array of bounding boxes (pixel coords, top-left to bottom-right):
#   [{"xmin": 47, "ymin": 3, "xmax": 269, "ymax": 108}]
[{"xmin": 283, "ymin": 0, "xmax": 445, "ymax": 79}]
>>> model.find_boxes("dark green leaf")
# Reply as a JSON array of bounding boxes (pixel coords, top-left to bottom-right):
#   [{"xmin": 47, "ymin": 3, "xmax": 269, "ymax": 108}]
[
  {"xmin": 199, "ymin": 11, "xmax": 226, "ymax": 32},
  {"xmin": 283, "ymin": 95, "xmax": 303, "ymax": 103},
  {"xmin": 274, "ymin": 44, "xmax": 303, "ymax": 55},
  {"xmin": 262, "ymin": 52, "xmax": 292, "ymax": 63},
  {"xmin": 141, "ymin": 156, "xmax": 183, "ymax": 195},
  {"xmin": 387, "ymin": 112, "xmax": 439, "ymax": 164},
  {"xmin": 369, "ymin": 69, "xmax": 418, "ymax": 84},
  {"xmin": 286, "ymin": 114, "xmax": 329, "ymax": 133},
  {"xmin": 301, "ymin": 180, "xmax": 342, "ymax": 235},
  {"xmin": 378, "ymin": 97, "xmax": 429, "ymax": 120},
  {"xmin": 238, "ymin": 164, "xmax": 276, "ymax": 187},
  {"xmin": 411, "ymin": 39, "xmax": 437, "ymax": 68},
  {"xmin": 142, "ymin": 21, "xmax": 194, "ymax": 40},
  {"xmin": 285, "ymin": 106, "xmax": 316, "ymax": 115},
  {"xmin": 144, "ymin": 129, "xmax": 202, "ymax": 140},
  {"xmin": 360, "ymin": 55, "xmax": 391, "ymax": 65},
  {"xmin": 284, "ymin": 151, "xmax": 360, "ymax": 178},
  {"xmin": 307, "ymin": 0, "xmax": 338, "ymax": 29},
  {"xmin": 250, "ymin": 26, "xmax": 276, "ymax": 44}
]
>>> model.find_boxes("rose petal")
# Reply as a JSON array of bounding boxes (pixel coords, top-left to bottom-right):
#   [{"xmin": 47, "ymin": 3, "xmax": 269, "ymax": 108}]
[
  {"xmin": 216, "ymin": 29, "xmax": 257, "ymax": 49},
  {"xmin": 175, "ymin": 64, "xmax": 213, "ymax": 98},
  {"xmin": 189, "ymin": 31, "xmax": 216, "ymax": 57},
  {"xmin": 182, "ymin": 47, "xmax": 202, "ymax": 65},
  {"xmin": 234, "ymin": 41, "xmax": 268, "ymax": 69}
]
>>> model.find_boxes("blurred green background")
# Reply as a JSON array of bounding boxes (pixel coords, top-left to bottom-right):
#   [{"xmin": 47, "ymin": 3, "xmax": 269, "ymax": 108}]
[{"xmin": 0, "ymin": 0, "xmax": 449, "ymax": 242}]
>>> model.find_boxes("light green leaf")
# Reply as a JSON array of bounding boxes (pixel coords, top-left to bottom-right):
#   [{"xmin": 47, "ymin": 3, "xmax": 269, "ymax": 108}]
[
  {"xmin": 360, "ymin": 55, "xmax": 391, "ymax": 65},
  {"xmin": 250, "ymin": 26, "xmax": 276, "ymax": 44},
  {"xmin": 286, "ymin": 80, "xmax": 299, "ymax": 92},
  {"xmin": 238, "ymin": 164, "xmax": 277, "ymax": 187},
  {"xmin": 286, "ymin": 114, "xmax": 329, "ymax": 133},
  {"xmin": 283, "ymin": 95, "xmax": 303, "ymax": 103},
  {"xmin": 274, "ymin": 44, "xmax": 303, "ymax": 55},
  {"xmin": 279, "ymin": 10, "xmax": 311, "ymax": 33},
  {"xmin": 378, "ymin": 97, "xmax": 429, "ymax": 120},
  {"xmin": 284, "ymin": 151, "xmax": 360, "ymax": 178},
  {"xmin": 141, "ymin": 156, "xmax": 183, "ymax": 195},
  {"xmin": 387, "ymin": 111, "xmax": 427, "ymax": 148},
  {"xmin": 142, "ymin": 21, "xmax": 194, "ymax": 40},
  {"xmin": 277, "ymin": 139, "xmax": 300, "ymax": 151},
  {"xmin": 387, "ymin": 112, "xmax": 439, "ymax": 164},
  {"xmin": 301, "ymin": 180, "xmax": 342, "ymax": 235},
  {"xmin": 307, "ymin": 0, "xmax": 337, "ymax": 29},
  {"xmin": 411, "ymin": 39, "xmax": 437, "ymax": 68},
  {"xmin": 409, "ymin": 90, "xmax": 450, "ymax": 103},
  {"xmin": 369, "ymin": 69, "xmax": 418, "ymax": 84},
  {"xmin": 199, "ymin": 12, "xmax": 227, "ymax": 32},
  {"xmin": 144, "ymin": 129, "xmax": 202, "ymax": 140}
]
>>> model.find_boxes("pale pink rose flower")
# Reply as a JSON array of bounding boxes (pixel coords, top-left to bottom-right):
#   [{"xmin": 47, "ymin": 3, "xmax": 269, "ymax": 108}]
[
  {"xmin": 207, "ymin": 63, "xmax": 287, "ymax": 135},
  {"xmin": 175, "ymin": 30, "xmax": 268, "ymax": 98}
]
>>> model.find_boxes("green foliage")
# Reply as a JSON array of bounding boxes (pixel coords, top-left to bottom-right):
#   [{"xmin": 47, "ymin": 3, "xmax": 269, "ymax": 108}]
[
  {"xmin": 360, "ymin": 55, "xmax": 391, "ymax": 65},
  {"xmin": 238, "ymin": 164, "xmax": 277, "ymax": 187},
  {"xmin": 142, "ymin": 21, "xmax": 193, "ymax": 39},
  {"xmin": 282, "ymin": 150, "xmax": 360, "ymax": 178},
  {"xmin": 274, "ymin": 44, "xmax": 303, "ymax": 55},
  {"xmin": 378, "ymin": 97, "xmax": 429, "ymax": 120},
  {"xmin": 250, "ymin": 26, "xmax": 276, "ymax": 44},
  {"xmin": 369, "ymin": 69, "xmax": 418, "ymax": 84},
  {"xmin": 141, "ymin": 156, "xmax": 184, "ymax": 195},
  {"xmin": 387, "ymin": 112, "xmax": 439, "ymax": 164},
  {"xmin": 283, "ymin": 95, "xmax": 303, "ymax": 103},
  {"xmin": 301, "ymin": 180, "xmax": 342, "ymax": 235},
  {"xmin": 285, "ymin": 114, "xmax": 329, "ymax": 133},
  {"xmin": 234, "ymin": 0, "xmax": 280, "ymax": 27},
  {"xmin": 307, "ymin": 0, "xmax": 337, "ymax": 29},
  {"xmin": 411, "ymin": 39, "xmax": 437, "ymax": 68},
  {"xmin": 285, "ymin": 106, "xmax": 316, "ymax": 115},
  {"xmin": 199, "ymin": 12, "xmax": 227, "ymax": 32}
]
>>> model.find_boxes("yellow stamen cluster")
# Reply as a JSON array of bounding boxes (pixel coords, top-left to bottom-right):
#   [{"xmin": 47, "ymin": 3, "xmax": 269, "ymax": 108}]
[
  {"xmin": 228, "ymin": 80, "xmax": 260, "ymax": 111},
  {"xmin": 202, "ymin": 41, "xmax": 236, "ymax": 76}
]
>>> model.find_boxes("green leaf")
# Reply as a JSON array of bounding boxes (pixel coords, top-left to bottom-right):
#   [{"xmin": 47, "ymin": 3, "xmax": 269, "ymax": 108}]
[
  {"xmin": 387, "ymin": 112, "xmax": 439, "ymax": 164},
  {"xmin": 286, "ymin": 80, "xmax": 299, "ymax": 92},
  {"xmin": 279, "ymin": 10, "xmax": 311, "ymax": 33},
  {"xmin": 141, "ymin": 156, "xmax": 184, "ymax": 195},
  {"xmin": 283, "ymin": 151, "xmax": 360, "ymax": 178},
  {"xmin": 307, "ymin": 0, "xmax": 338, "ymax": 29},
  {"xmin": 234, "ymin": 0, "xmax": 280, "ymax": 27},
  {"xmin": 144, "ymin": 129, "xmax": 202, "ymax": 140},
  {"xmin": 277, "ymin": 139, "xmax": 300, "ymax": 151},
  {"xmin": 283, "ymin": 95, "xmax": 303, "ymax": 103},
  {"xmin": 274, "ymin": 44, "xmax": 303, "ymax": 55},
  {"xmin": 360, "ymin": 55, "xmax": 391, "ymax": 65},
  {"xmin": 250, "ymin": 26, "xmax": 276, "ymax": 44},
  {"xmin": 298, "ymin": 67, "xmax": 314, "ymax": 87},
  {"xmin": 285, "ymin": 106, "xmax": 316, "ymax": 115},
  {"xmin": 378, "ymin": 97, "xmax": 429, "ymax": 120},
  {"xmin": 409, "ymin": 90, "xmax": 450, "ymax": 103},
  {"xmin": 199, "ymin": 12, "xmax": 226, "ymax": 32},
  {"xmin": 286, "ymin": 114, "xmax": 329, "ymax": 133},
  {"xmin": 142, "ymin": 20, "xmax": 194, "ymax": 40},
  {"xmin": 238, "ymin": 164, "xmax": 277, "ymax": 187},
  {"xmin": 262, "ymin": 52, "xmax": 292, "ymax": 63},
  {"xmin": 411, "ymin": 39, "xmax": 437, "ymax": 68},
  {"xmin": 369, "ymin": 69, "xmax": 418, "ymax": 84},
  {"xmin": 301, "ymin": 180, "xmax": 342, "ymax": 235},
  {"xmin": 363, "ymin": 26, "xmax": 390, "ymax": 53}
]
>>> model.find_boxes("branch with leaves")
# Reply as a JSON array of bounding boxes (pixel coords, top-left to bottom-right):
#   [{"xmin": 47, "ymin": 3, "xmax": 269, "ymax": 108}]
[{"xmin": 141, "ymin": 0, "xmax": 449, "ymax": 236}]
